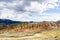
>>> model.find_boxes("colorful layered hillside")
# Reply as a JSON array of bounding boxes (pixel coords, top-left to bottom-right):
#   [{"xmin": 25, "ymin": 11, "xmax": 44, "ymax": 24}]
[
  {"xmin": 0, "ymin": 20, "xmax": 60, "ymax": 40},
  {"xmin": 0, "ymin": 21, "xmax": 58, "ymax": 33},
  {"xmin": 9, "ymin": 21, "xmax": 58, "ymax": 32},
  {"xmin": 0, "ymin": 20, "xmax": 60, "ymax": 32}
]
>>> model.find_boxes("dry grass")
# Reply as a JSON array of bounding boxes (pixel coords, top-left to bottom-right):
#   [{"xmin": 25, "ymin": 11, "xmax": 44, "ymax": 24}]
[
  {"xmin": 0, "ymin": 21, "xmax": 60, "ymax": 40},
  {"xmin": 0, "ymin": 28, "xmax": 60, "ymax": 40}
]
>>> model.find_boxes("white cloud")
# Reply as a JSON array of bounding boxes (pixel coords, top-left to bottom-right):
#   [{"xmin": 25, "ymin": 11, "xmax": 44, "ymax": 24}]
[
  {"xmin": 25, "ymin": 0, "xmax": 59, "ymax": 13},
  {"xmin": 0, "ymin": 8, "xmax": 60, "ymax": 21},
  {"xmin": 0, "ymin": 0, "xmax": 60, "ymax": 21},
  {"xmin": 26, "ymin": 13, "xmax": 60, "ymax": 22},
  {"xmin": 0, "ymin": 8, "xmax": 15, "ymax": 19},
  {"xmin": 25, "ymin": 2, "xmax": 46, "ymax": 13}
]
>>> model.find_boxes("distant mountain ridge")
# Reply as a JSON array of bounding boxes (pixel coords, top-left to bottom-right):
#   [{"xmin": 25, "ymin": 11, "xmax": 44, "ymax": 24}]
[{"xmin": 0, "ymin": 19, "xmax": 20, "ymax": 24}]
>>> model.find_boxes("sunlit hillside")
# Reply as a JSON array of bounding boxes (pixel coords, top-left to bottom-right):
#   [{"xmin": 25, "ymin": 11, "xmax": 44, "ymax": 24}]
[{"xmin": 0, "ymin": 21, "xmax": 60, "ymax": 40}]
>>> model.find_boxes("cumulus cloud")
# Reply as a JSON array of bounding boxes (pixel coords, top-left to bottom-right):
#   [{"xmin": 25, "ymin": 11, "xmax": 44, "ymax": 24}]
[
  {"xmin": 25, "ymin": 0, "xmax": 59, "ymax": 13},
  {"xmin": 0, "ymin": 0, "xmax": 60, "ymax": 21}
]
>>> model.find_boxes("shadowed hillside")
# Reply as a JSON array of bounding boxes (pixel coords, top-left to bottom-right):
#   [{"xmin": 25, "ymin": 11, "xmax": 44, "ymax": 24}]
[{"xmin": 0, "ymin": 19, "xmax": 20, "ymax": 24}]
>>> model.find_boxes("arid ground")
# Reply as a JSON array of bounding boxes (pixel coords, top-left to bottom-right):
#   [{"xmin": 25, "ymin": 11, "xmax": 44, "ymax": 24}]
[{"xmin": 0, "ymin": 21, "xmax": 60, "ymax": 40}]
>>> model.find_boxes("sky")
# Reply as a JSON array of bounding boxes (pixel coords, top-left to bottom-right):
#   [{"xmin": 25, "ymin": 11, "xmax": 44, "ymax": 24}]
[{"xmin": 0, "ymin": 0, "xmax": 60, "ymax": 22}]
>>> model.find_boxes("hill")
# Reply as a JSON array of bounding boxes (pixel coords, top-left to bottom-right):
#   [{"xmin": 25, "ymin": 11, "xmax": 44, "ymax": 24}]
[
  {"xmin": 0, "ymin": 19, "xmax": 20, "ymax": 24},
  {"xmin": 0, "ymin": 20, "xmax": 60, "ymax": 31}
]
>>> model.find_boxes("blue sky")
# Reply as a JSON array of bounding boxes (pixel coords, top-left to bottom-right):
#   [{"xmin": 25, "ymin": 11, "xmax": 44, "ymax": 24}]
[{"xmin": 0, "ymin": 0, "xmax": 60, "ymax": 22}]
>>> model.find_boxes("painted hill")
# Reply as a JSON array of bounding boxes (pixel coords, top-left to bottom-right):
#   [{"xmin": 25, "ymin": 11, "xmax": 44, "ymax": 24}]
[
  {"xmin": 6, "ymin": 21, "xmax": 59, "ymax": 32},
  {"xmin": 0, "ymin": 20, "xmax": 60, "ymax": 31}
]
